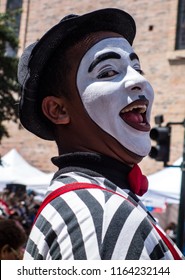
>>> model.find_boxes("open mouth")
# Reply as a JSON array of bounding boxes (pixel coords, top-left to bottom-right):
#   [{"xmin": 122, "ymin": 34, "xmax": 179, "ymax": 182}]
[{"xmin": 120, "ymin": 99, "xmax": 150, "ymax": 131}]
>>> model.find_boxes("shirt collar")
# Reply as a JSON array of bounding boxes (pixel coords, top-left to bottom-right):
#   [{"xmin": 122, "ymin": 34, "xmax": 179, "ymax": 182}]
[{"xmin": 51, "ymin": 152, "xmax": 132, "ymax": 189}]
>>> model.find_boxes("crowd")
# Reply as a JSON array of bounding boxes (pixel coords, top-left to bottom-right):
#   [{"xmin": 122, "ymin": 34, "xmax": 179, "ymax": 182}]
[{"xmin": 0, "ymin": 183, "xmax": 42, "ymax": 259}]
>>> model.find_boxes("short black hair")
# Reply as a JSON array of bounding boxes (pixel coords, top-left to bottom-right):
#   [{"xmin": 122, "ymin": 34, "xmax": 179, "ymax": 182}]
[
  {"xmin": 37, "ymin": 39, "xmax": 74, "ymax": 130},
  {"xmin": 0, "ymin": 219, "xmax": 26, "ymax": 250}
]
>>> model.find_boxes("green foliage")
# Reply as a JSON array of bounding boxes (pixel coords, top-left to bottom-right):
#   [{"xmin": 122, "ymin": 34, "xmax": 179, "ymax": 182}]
[{"xmin": 0, "ymin": 10, "xmax": 20, "ymax": 141}]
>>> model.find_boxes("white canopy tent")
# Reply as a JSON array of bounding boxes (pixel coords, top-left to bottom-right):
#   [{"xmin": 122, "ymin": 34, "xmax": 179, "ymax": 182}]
[
  {"xmin": 142, "ymin": 157, "xmax": 182, "ymax": 207},
  {"xmin": 0, "ymin": 149, "xmax": 54, "ymax": 194}
]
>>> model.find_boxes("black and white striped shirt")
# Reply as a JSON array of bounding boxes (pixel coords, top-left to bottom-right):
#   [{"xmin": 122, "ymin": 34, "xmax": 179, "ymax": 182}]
[{"xmin": 24, "ymin": 152, "xmax": 183, "ymax": 260}]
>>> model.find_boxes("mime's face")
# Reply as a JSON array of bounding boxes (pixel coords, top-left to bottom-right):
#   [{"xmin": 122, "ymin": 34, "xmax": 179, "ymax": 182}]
[
  {"xmin": 53, "ymin": 32, "xmax": 154, "ymax": 163},
  {"xmin": 76, "ymin": 37, "xmax": 154, "ymax": 156}
]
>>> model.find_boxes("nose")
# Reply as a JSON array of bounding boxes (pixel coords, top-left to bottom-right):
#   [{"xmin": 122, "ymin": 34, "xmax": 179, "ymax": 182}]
[
  {"xmin": 131, "ymin": 86, "xmax": 142, "ymax": 91},
  {"xmin": 124, "ymin": 66, "xmax": 147, "ymax": 93}
]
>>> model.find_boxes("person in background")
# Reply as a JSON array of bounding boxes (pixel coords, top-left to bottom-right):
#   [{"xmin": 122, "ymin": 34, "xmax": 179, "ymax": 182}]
[
  {"xmin": 18, "ymin": 8, "xmax": 184, "ymax": 259},
  {"xmin": 165, "ymin": 222, "xmax": 177, "ymax": 242},
  {"xmin": 0, "ymin": 219, "xmax": 27, "ymax": 260},
  {"xmin": 0, "ymin": 186, "xmax": 40, "ymax": 235}
]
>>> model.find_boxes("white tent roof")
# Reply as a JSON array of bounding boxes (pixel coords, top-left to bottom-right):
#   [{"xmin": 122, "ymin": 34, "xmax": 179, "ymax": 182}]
[
  {"xmin": 0, "ymin": 149, "xmax": 54, "ymax": 193},
  {"xmin": 142, "ymin": 157, "xmax": 182, "ymax": 205}
]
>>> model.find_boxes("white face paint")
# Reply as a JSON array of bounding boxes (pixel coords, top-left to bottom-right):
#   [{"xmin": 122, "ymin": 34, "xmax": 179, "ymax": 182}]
[{"xmin": 77, "ymin": 37, "xmax": 154, "ymax": 156}]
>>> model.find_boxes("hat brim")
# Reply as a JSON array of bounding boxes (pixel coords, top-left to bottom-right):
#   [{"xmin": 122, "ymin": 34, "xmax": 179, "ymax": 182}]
[{"xmin": 19, "ymin": 8, "xmax": 136, "ymax": 140}]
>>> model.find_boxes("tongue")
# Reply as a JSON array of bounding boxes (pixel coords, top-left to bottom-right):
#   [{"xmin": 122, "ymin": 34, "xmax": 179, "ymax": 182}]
[{"xmin": 122, "ymin": 111, "xmax": 143, "ymax": 123}]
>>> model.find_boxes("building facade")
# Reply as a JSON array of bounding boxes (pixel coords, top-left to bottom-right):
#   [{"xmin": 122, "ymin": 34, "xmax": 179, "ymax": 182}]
[{"xmin": 0, "ymin": 0, "xmax": 185, "ymax": 175}]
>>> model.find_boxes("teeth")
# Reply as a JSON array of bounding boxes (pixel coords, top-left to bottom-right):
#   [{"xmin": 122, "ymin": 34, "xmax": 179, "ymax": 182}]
[{"xmin": 121, "ymin": 105, "xmax": 147, "ymax": 114}]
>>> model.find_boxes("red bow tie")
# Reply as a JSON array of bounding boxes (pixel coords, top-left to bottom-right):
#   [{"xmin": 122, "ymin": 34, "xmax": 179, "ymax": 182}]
[{"xmin": 128, "ymin": 164, "xmax": 148, "ymax": 196}]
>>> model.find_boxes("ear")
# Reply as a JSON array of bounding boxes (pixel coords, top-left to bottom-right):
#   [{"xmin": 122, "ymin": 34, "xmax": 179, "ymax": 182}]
[
  {"xmin": 0, "ymin": 244, "xmax": 10, "ymax": 260},
  {"xmin": 42, "ymin": 96, "xmax": 70, "ymax": 124}
]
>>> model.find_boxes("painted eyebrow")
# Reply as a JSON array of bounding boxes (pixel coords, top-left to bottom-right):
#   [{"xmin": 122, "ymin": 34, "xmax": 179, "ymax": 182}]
[
  {"xmin": 129, "ymin": 52, "xmax": 140, "ymax": 61},
  {"xmin": 88, "ymin": 51, "xmax": 121, "ymax": 73}
]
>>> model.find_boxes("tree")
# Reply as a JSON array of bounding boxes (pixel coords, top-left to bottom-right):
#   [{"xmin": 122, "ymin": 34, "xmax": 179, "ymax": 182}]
[{"xmin": 0, "ymin": 10, "xmax": 20, "ymax": 141}]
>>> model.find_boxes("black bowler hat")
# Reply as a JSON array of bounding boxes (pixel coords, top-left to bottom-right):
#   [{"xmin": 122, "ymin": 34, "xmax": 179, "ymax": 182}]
[{"xmin": 18, "ymin": 8, "xmax": 136, "ymax": 140}]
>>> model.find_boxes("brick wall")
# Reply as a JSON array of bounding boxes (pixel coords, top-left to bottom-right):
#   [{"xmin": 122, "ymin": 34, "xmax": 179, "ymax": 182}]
[
  {"xmin": 1, "ymin": 0, "xmax": 185, "ymax": 176},
  {"xmin": 0, "ymin": 0, "xmax": 7, "ymax": 12}
]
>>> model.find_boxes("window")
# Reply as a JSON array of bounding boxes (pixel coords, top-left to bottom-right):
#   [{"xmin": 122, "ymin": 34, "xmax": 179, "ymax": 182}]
[
  {"xmin": 176, "ymin": 0, "xmax": 185, "ymax": 49},
  {"xmin": 6, "ymin": 0, "xmax": 23, "ymax": 36},
  {"xmin": 5, "ymin": 0, "xmax": 23, "ymax": 56}
]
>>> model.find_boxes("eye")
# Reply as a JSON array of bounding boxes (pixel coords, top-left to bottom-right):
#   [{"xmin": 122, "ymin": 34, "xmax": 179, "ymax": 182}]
[
  {"xmin": 135, "ymin": 68, "xmax": 145, "ymax": 75},
  {"xmin": 97, "ymin": 69, "xmax": 118, "ymax": 79},
  {"xmin": 132, "ymin": 62, "xmax": 145, "ymax": 75}
]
